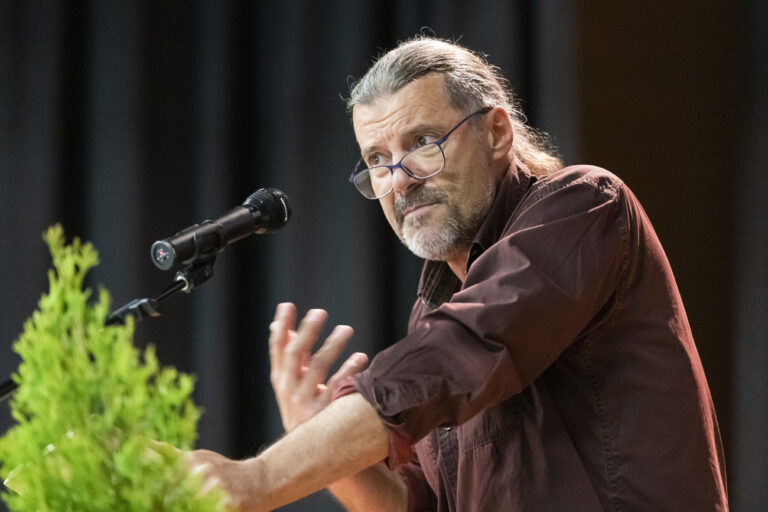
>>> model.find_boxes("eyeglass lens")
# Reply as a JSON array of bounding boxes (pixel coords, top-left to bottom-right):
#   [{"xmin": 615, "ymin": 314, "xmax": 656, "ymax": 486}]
[{"xmin": 356, "ymin": 143, "xmax": 445, "ymax": 199}]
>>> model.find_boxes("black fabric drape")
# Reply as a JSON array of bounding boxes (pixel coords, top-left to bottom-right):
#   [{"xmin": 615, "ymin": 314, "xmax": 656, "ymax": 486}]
[
  {"xmin": 1, "ymin": 1, "xmax": 764, "ymax": 511},
  {"xmin": 0, "ymin": 2, "xmax": 565, "ymax": 510}
]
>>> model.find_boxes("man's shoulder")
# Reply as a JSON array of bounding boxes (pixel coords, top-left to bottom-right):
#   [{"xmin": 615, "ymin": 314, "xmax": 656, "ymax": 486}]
[
  {"xmin": 533, "ymin": 164, "xmax": 624, "ymax": 199},
  {"xmin": 509, "ymin": 164, "xmax": 628, "ymax": 226}
]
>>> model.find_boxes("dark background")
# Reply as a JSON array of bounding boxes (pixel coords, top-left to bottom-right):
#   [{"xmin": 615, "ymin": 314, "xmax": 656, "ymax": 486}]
[{"xmin": 1, "ymin": 1, "xmax": 765, "ymax": 510}]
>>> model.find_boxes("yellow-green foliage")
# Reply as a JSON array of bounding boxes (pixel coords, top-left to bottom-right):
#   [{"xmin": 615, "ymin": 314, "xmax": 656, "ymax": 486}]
[{"xmin": 0, "ymin": 225, "xmax": 224, "ymax": 511}]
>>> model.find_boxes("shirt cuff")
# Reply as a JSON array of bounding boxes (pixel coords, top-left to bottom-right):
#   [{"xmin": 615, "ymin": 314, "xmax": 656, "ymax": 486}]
[{"xmin": 330, "ymin": 374, "xmax": 414, "ymax": 470}]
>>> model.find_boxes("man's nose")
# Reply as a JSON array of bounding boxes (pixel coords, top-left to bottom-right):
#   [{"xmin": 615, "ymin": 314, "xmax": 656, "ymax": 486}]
[{"xmin": 391, "ymin": 165, "xmax": 421, "ymax": 195}]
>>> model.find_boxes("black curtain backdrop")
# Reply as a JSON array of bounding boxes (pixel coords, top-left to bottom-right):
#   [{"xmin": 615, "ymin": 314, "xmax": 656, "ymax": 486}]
[{"xmin": 0, "ymin": 1, "xmax": 765, "ymax": 511}]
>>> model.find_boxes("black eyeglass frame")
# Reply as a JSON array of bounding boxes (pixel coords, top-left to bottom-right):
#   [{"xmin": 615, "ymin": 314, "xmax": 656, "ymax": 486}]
[{"xmin": 348, "ymin": 107, "xmax": 493, "ymax": 199}]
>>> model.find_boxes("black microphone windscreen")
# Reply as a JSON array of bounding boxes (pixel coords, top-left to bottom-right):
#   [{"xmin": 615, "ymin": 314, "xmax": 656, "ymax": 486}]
[{"xmin": 243, "ymin": 188, "xmax": 291, "ymax": 233}]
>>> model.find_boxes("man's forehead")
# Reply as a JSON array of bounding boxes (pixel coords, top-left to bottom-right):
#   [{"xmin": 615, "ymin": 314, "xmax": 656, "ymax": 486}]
[
  {"xmin": 353, "ymin": 74, "xmax": 450, "ymax": 117},
  {"xmin": 351, "ymin": 75, "xmax": 458, "ymax": 143}
]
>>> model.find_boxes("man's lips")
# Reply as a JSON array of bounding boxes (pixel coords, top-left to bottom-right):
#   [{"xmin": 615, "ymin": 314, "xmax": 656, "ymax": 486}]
[{"xmin": 403, "ymin": 202, "xmax": 438, "ymax": 218}]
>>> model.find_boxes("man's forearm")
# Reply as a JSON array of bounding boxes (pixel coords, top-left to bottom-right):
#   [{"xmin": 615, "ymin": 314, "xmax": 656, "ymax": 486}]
[
  {"xmin": 327, "ymin": 463, "xmax": 408, "ymax": 512},
  {"xmin": 238, "ymin": 393, "xmax": 390, "ymax": 511}
]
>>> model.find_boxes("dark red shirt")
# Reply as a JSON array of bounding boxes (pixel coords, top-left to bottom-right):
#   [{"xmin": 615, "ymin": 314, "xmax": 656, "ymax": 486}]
[{"xmin": 349, "ymin": 163, "xmax": 728, "ymax": 511}]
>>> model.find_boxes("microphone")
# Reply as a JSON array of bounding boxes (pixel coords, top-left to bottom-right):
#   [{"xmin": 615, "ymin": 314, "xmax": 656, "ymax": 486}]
[{"xmin": 151, "ymin": 188, "xmax": 291, "ymax": 270}]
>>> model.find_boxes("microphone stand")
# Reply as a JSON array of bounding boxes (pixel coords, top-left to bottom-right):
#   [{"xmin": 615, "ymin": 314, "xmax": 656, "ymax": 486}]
[{"xmin": 0, "ymin": 255, "xmax": 217, "ymax": 403}]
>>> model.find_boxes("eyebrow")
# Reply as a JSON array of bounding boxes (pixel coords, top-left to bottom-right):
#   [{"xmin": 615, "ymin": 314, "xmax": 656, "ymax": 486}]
[
  {"xmin": 360, "ymin": 123, "xmax": 445, "ymax": 159},
  {"xmin": 360, "ymin": 144, "xmax": 383, "ymax": 160}
]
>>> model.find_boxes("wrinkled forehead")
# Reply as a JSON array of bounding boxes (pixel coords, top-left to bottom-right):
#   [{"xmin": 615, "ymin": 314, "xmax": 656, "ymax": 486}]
[{"xmin": 351, "ymin": 75, "xmax": 458, "ymax": 147}]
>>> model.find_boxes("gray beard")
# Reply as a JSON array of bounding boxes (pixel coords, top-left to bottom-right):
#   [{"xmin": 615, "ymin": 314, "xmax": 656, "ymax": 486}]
[
  {"xmin": 395, "ymin": 187, "xmax": 492, "ymax": 261},
  {"xmin": 401, "ymin": 207, "xmax": 468, "ymax": 260}
]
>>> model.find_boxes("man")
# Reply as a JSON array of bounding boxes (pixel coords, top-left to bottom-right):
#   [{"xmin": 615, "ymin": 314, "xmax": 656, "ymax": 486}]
[{"xmin": 189, "ymin": 37, "xmax": 728, "ymax": 511}]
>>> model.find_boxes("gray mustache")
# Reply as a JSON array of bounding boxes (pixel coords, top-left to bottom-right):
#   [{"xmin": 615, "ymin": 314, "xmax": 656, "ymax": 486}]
[{"xmin": 394, "ymin": 188, "xmax": 448, "ymax": 224}]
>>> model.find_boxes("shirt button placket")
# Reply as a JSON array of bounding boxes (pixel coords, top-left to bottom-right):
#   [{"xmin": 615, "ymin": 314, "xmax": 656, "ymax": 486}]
[{"xmin": 436, "ymin": 427, "xmax": 459, "ymax": 508}]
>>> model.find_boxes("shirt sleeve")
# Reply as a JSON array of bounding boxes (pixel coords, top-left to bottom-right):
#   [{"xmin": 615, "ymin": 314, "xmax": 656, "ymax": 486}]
[
  {"xmin": 331, "ymin": 375, "xmax": 416, "ymax": 469},
  {"xmin": 354, "ymin": 170, "xmax": 631, "ymax": 448},
  {"xmin": 331, "ymin": 378, "xmax": 438, "ymax": 511}
]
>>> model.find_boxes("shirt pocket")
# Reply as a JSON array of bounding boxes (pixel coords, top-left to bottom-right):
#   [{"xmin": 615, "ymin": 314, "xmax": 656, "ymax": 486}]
[{"xmin": 457, "ymin": 394, "xmax": 524, "ymax": 453}]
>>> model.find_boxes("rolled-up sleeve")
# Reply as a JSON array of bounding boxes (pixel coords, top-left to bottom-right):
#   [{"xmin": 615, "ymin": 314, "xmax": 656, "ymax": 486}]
[
  {"xmin": 331, "ymin": 377, "xmax": 437, "ymax": 511},
  {"xmin": 354, "ymin": 170, "xmax": 631, "ymax": 451}
]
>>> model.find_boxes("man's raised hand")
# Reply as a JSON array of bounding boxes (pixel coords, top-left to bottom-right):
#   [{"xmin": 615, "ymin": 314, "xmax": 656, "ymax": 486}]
[{"xmin": 269, "ymin": 303, "xmax": 368, "ymax": 432}]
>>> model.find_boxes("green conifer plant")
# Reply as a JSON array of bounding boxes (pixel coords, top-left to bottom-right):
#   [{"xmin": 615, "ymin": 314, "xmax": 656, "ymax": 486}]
[{"xmin": 0, "ymin": 225, "xmax": 224, "ymax": 511}]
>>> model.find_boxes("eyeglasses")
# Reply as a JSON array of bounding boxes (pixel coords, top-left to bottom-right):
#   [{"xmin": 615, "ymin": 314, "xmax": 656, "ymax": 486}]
[{"xmin": 348, "ymin": 107, "xmax": 492, "ymax": 199}]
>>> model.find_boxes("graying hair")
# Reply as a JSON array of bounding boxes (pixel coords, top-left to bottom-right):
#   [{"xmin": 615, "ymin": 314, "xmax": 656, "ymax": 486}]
[{"xmin": 348, "ymin": 37, "xmax": 563, "ymax": 176}]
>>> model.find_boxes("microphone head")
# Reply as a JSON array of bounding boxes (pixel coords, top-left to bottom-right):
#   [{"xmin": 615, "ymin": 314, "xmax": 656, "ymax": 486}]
[{"xmin": 244, "ymin": 188, "xmax": 291, "ymax": 233}]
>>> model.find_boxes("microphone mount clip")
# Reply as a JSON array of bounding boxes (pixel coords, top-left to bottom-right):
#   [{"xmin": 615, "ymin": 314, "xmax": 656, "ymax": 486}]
[
  {"xmin": 1, "ymin": 256, "xmax": 218, "ymax": 403},
  {"xmin": 105, "ymin": 255, "xmax": 217, "ymax": 326}
]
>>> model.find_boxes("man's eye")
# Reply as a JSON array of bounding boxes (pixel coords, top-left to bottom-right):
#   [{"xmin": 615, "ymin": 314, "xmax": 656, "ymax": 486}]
[
  {"xmin": 416, "ymin": 136, "xmax": 430, "ymax": 147},
  {"xmin": 368, "ymin": 154, "xmax": 381, "ymax": 167}
]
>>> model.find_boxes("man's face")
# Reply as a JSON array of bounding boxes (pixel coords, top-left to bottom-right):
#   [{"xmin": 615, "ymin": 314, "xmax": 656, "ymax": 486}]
[{"xmin": 352, "ymin": 74, "xmax": 498, "ymax": 261}]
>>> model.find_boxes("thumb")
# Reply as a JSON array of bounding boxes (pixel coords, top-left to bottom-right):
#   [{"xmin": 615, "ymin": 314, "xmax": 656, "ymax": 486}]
[{"xmin": 326, "ymin": 352, "xmax": 369, "ymax": 391}]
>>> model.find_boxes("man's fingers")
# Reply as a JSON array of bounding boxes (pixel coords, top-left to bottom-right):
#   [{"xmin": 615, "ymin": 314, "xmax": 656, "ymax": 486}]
[
  {"xmin": 199, "ymin": 473, "xmax": 222, "ymax": 497},
  {"xmin": 298, "ymin": 325, "xmax": 355, "ymax": 396},
  {"xmin": 326, "ymin": 352, "xmax": 369, "ymax": 392},
  {"xmin": 190, "ymin": 460, "xmax": 210, "ymax": 477},
  {"xmin": 148, "ymin": 440, "xmax": 183, "ymax": 462},
  {"xmin": 283, "ymin": 309, "xmax": 328, "ymax": 380},
  {"xmin": 184, "ymin": 452, "xmax": 232, "ymax": 507},
  {"xmin": 269, "ymin": 302, "xmax": 296, "ymax": 378}
]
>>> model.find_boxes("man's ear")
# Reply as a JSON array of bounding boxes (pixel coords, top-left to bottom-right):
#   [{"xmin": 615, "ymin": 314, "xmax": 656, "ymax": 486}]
[{"xmin": 486, "ymin": 107, "xmax": 515, "ymax": 162}]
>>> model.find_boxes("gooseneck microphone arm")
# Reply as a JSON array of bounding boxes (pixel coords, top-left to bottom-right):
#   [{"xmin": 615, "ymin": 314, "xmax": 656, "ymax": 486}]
[
  {"xmin": 104, "ymin": 253, "xmax": 218, "ymax": 326},
  {"xmin": 0, "ymin": 255, "xmax": 216, "ymax": 403},
  {"xmin": 0, "ymin": 188, "xmax": 291, "ymax": 403}
]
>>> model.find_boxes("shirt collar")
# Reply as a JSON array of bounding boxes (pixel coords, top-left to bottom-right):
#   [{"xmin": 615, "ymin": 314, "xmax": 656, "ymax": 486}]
[{"xmin": 417, "ymin": 159, "xmax": 535, "ymax": 308}]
